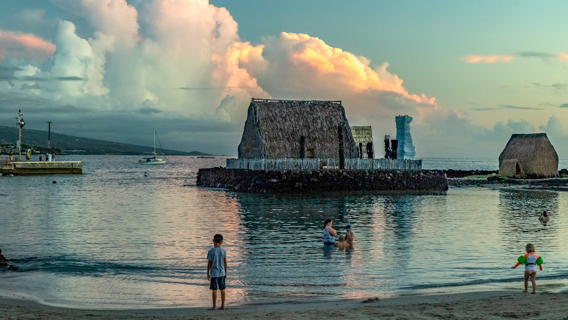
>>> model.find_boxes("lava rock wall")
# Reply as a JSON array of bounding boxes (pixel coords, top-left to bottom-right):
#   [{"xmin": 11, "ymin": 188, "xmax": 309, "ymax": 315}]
[{"xmin": 197, "ymin": 168, "xmax": 448, "ymax": 193}]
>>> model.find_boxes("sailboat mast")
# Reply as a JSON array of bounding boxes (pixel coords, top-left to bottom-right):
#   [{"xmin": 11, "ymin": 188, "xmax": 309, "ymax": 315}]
[{"xmin": 153, "ymin": 127, "xmax": 156, "ymax": 155}]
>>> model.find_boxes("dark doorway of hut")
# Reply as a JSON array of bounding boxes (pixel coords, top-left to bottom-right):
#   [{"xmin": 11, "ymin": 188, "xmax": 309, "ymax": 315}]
[
  {"xmin": 501, "ymin": 159, "xmax": 525, "ymax": 177},
  {"xmin": 307, "ymin": 148, "xmax": 314, "ymax": 158},
  {"xmin": 515, "ymin": 161, "xmax": 523, "ymax": 176}
]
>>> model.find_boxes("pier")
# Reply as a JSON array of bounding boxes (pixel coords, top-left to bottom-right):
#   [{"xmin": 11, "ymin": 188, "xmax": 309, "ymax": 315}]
[{"xmin": 0, "ymin": 161, "xmax": 82, "ymax": 175}]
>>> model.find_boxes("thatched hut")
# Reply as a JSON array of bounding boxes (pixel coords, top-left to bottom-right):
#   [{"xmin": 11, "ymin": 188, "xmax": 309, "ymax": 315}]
[
  {"xmin": 238, "ymin": 99, "xmax": 358, "ymax": 159},
  {"xmin": 351, "ymin": 126, "xmax": 374, "ymax": 159},
  {"xmin": 499, "ymin": 133, "xmax": 559, "ymax": 178}
]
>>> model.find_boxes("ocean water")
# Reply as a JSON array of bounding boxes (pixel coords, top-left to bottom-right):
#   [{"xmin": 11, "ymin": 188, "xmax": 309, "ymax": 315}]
[{"xmin": 1, "ymin": 156, "xmax": 568, "ymax": 309}]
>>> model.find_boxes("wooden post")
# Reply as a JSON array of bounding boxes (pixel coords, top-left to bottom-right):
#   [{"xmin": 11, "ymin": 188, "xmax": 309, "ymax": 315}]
[
  {"xmin": 300, "ymin": 136, "xmax": 306, "ymax": 159},
  {"xmin": 338, "ymin": 124, "xmax": 345, "ymax": 169}
]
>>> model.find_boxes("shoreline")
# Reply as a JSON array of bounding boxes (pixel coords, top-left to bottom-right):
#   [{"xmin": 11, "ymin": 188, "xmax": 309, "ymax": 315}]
[{"xmin": 2, "ymin": 291, "xmax": 568, "ymax": 319}]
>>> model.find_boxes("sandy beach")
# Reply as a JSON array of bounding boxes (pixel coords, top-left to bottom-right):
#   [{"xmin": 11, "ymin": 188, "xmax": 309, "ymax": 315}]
[{"xmin": 2, "ymin": 291, "xmax": 568, "ymax": 320}]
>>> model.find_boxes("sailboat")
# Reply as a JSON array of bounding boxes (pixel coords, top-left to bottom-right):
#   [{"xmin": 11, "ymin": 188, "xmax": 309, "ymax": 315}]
[{"xmin": 140, "ymin": 128, "xmax": 166, "ymax": 165}]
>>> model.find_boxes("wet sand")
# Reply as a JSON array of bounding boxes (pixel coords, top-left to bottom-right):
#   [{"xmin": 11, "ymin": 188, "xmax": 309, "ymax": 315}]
[{"xmin": 2, "ymin": 291, "xmax": 568, "ymax": 320}]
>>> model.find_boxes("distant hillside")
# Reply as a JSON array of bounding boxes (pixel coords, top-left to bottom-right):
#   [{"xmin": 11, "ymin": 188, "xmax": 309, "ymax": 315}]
[{"xmin": 0, "ymin": 126, "xmax": 212, "ymax": 156}]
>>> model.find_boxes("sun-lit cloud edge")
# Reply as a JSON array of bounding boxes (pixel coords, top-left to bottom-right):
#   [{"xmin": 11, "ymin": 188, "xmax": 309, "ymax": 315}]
[
  {"xmin": 0, "ymin": 29, "xmax": 56, "ymax": 61},
  {"xmin": 464, "ymin": 52, "xmax": 568, "ymax": 64},
  {"xmin": 463, "ymin": 55, "xmax": 515, "ymax": 64},
  {"xmin": 558, "ymin": 52, "xmax": 568, "ymax": 61}
]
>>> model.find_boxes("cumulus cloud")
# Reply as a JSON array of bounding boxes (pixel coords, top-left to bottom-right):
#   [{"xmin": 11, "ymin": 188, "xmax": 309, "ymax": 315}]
[
  {"xmin": 253, "ymin": 33, "xmax": 434, "ymax": 103},
  {"xmin": 464, "ymin": 55, "xmax": 515, "ymax": 64},
  {"xmin": 5, "ymin": 9, "xmax": 60, "ymax": 39},
  {"xmin": 1, "ymin": 1, "xmax": 437, "ymax": 152},
  {"xmin": 539, "ymin": 116, "xmax": 565, "ymax": 137},
  {"xmin": 0, "ymin": 30, "xmax": 56, "ymax": 61},
  {"xmin": 238, "ymin": 31, "xmax": 438, "ymax": 128},
  {"xmin": 536, "ymin": 116, "xmax": 568, "ymax": 158}
]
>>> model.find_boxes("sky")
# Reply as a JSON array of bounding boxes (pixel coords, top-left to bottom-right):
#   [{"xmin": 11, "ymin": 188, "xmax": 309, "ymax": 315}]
[{"xmin": 0, "ymin": 0, "xmax": 567, "ymax": 157}]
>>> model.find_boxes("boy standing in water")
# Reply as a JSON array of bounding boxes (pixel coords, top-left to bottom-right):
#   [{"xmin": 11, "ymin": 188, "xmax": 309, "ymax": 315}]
[
  {"xmin": 207, "ymin": 234, "xmax": 227, "ymax": 310},
  {"xmin": 512, "ymin": 243, "xmax": 543, "ymax": 294}
]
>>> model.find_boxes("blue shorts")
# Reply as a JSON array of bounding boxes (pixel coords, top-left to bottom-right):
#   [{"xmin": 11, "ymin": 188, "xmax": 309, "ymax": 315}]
[{"xmin": 210, "ymin": 276, "xmax": 226, "ymax": 290}]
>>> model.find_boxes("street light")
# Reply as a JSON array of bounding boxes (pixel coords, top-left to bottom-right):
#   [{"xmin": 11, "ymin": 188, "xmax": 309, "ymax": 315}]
[
  {"xmin": 47, "ymin": 121, "xmax": 52, "ymax": 160},
  {"xmin": 16, "ymin": 110, "xmax": 24, "ymax": 161}
]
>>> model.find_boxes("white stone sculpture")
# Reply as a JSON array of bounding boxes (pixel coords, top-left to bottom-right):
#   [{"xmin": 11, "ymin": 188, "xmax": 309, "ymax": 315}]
[{"xmin": 396, "ymin": 115, "xmax": 416, "ymax": 160}]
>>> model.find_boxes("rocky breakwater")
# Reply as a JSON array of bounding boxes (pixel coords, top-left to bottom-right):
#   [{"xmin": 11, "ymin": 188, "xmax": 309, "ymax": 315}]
[{"xmin": 197, "ymin": 168, "xmax": 448, "ymax": 193}]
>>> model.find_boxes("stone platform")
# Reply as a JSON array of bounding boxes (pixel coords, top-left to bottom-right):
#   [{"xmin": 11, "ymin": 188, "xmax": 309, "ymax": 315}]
[
  {"xmin": 197, "ymin": 168, "xmax": 447, "ymax": 193},
  {"xmin": 0, "ymin": 161, "xmax": 82, "ymax": 175}
]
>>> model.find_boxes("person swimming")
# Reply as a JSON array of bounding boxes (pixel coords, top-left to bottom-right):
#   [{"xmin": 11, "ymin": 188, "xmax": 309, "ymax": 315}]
[{"xmin": 539, "ymin": 211, "xmax": 549, "ymax": 223}]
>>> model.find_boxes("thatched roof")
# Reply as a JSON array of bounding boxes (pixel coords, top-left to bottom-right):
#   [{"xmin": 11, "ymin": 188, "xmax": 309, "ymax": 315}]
[
  {"xmin": 238, "ymin": 99, "xmax": 358, "ymax": 159},
  {"xmin": 499, "ymin": 133, "xmax": 559, "ymax": 178}
]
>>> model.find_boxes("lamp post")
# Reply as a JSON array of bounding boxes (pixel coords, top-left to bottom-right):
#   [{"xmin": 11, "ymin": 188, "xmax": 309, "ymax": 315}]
[
  {"xmin": 47, "ymin": 121, "xmax": 52, "ymax": 159},
  {"xmin": 16, "ymin": 110, "xmax": 25, "ymax": 161}
]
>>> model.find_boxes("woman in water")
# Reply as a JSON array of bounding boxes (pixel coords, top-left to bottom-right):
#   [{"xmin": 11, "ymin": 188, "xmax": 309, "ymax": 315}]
[{"xmin": 323, "ymin": 219, "xmax": 337, "ymax": 245}]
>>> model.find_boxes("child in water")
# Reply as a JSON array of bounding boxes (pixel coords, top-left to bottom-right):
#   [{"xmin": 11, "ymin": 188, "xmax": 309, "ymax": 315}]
[
  {"xmin": 334, "ymin": 235, "xmax": 349, "ymax": 249},
  {"xmin": 345, "ymin": 224, "xmax": 355, "ymax": 246},
  {"xmin": 511, "ymin": 243, "xmax": 543, "ymax": 294}
]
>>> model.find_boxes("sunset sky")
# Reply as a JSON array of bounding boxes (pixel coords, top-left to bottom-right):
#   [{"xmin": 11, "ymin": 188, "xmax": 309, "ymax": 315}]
[{"xmin": 1, "ymin": 0, "xmax": 567, "ymax": 157}]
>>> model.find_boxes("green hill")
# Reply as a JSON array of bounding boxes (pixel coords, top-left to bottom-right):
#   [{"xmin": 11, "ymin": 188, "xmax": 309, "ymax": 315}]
[{"xmin": 0, "ymin": 126, "xmax": 212, "ymax": 156}]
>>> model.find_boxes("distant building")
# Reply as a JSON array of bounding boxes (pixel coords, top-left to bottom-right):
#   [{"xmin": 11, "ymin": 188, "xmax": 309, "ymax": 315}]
[
  {"xmin": 396, "ymin": 115, "xmax": 416, "ymax": 160},
  {"xmin": 499, "ymin": 133, "xmax": 559, "ymax": 178},
  {"xmin": 351, "ymin": 126, "xmax": 374, "ymax": 159},
  {"xmin": 238, "ymin": 99, "xmax": 358, "ymax": 159}
]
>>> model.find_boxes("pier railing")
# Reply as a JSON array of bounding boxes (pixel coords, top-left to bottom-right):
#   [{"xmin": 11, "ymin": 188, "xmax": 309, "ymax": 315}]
[{"xmin": 226, "ymin": 158, "xmax": 422, "ymax": 171}]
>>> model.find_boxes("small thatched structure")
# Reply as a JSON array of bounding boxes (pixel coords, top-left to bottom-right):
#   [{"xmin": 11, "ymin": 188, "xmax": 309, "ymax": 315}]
[
  {"xmin": 238, "ymin": 99, "xmax": 358, "ymax": 159},
  {"xmin": 351, "ymin": 126, "xmax": 374, "ymax": 159},
  {"xmin": 499, "ymin": 133, "xmax": 559, "ymax": 178}
]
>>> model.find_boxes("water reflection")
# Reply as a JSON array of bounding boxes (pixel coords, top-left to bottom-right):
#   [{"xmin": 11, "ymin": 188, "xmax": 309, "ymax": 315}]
[
  {"xmin": 4, "ymin": 158, "xmax": 568, "ymax": 308},
  {"xmin": 382, "ymin": 195, "xmax": 418, "ymax": 271}
]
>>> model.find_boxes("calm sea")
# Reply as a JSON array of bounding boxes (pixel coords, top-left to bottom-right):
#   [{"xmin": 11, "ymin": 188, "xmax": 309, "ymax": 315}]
[{"xmin": 1, "ymin": 156, "xmax": 568, "ymax": 309}]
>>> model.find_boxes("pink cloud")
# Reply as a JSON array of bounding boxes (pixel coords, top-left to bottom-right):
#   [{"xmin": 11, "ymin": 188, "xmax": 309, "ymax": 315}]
[
  {"xmin": 257, "ymin": 32, "xmax": 436, "ymax": 105},
  {"xmin": 464, "ymin": 55, "xmax": 515, "ymax": 64},
  {"xmin": 0, "ymin": 30, "xmax": 56, "ymax": 61},
  {"xmin": 558, "ymin": 52, "xmax": 568, "ymax": 61}
]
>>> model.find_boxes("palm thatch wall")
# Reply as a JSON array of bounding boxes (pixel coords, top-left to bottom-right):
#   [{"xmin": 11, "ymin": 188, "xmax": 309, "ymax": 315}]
[
  {"xmin": 500, "ymin": 159, "xmax": 525, "ymax": 177},
  {"xmin": 238, "ymin": 99, "xmax": 358, "ymax": 159},
  {"xmin": 498, "ymin": 133, "xmax": 559, "ymax": 178},
  {"xmin": 351, "ymin": 126, "xmax": 374, "ymax": 159}
]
